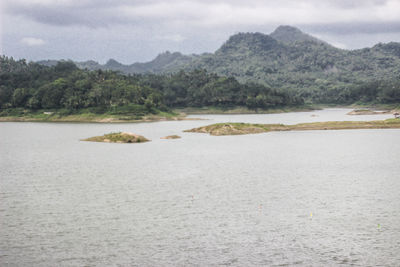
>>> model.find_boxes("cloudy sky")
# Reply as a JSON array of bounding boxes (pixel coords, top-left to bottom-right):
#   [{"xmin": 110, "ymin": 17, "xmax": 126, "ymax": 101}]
[{"xmin": 1, "ymin": 0, "xmax": 400, "ymax": 64}]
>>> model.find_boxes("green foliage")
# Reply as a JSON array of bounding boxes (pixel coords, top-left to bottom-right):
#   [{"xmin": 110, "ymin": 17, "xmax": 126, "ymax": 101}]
[
  {"xmin": 0, "ymin": 56, "xmax": 302, "ymax": 115},
  {"xmin": 12, "ymin": 88, "xmax": 30, "ymax": 106},
  {"xmin": 108, "ymin": 104, "xmax": 148, "ymax": 116},
  {"xmin": 137, "ymin": 69, "xmax": 302, "ymax": 108},
  {"xmin": 0, "ymin": 56, "xmax": 166, "ymax": 112}
]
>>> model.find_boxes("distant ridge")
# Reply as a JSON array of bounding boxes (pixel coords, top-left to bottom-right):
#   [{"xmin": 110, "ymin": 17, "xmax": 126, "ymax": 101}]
[{"xmin": 74, "ymin": 51, "xmax": 194, "ymax": 73}]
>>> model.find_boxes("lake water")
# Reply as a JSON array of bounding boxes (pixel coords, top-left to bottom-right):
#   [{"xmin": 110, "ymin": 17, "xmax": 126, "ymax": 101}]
[{"xmin": 1, "ymin": 109, "xmax": 399, "ymax": 266}]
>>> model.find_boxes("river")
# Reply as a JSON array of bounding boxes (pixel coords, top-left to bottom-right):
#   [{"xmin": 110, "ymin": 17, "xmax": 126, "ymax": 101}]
[{"xmin": 1, "ymin": 109, "xmax": 399, "ymax": 266}]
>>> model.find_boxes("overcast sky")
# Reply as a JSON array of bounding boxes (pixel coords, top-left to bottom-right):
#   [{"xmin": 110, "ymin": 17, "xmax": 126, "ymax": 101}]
[{"xmin": 1, "ymin": 0, "xmax": 400, "ymax": 64}]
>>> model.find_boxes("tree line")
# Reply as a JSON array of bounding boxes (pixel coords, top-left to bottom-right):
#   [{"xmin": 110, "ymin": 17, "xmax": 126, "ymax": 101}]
[{"xmin": 0, "ymin": 56, "xmax": 303, "ymax": 114}]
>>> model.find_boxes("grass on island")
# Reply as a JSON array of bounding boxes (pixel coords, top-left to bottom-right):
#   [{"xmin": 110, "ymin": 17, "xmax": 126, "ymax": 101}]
[
  {"xmin": 185, "ymin": 118, "xmax": 400, "ymax": 136},
  {"xmin": 82, "ymin": 132, "xmax": 150, "ymax": 143}
]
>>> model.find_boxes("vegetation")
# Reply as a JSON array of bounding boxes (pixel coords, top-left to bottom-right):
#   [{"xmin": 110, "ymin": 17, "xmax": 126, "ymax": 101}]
[
  {"xmin": 0, "ymin": 56, "xmax": 168, "ymax": 116},
  {"xmin": 186, "ymin": 119, "xmax": 400, "ymax": 136},
  {"xmin": 185, "ymin": 122, "xmax": 274, "ymax": 135},
  {"xmin": 82, "ymin": 132, "xmax": 149, "ymax": 143},
  {"xmin": 0, "ymin": 56, "xmax": 303, "ymax": 121},
  {"xmin": 161, "ymin": 135, "xmax": 181, "ymax": 139}
]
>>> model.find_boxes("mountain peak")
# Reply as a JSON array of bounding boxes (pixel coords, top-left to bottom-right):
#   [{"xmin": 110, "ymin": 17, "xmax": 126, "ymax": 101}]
[
  {"xmin": 217, "ymin": 32, "xmax": 279, "ymax": 54},
  {"xmin": 154, "ymin": 51, "xmax": 183, "ymax": 60},
  {"xmin": 105, "ymin": 58, "xmax": 122, "ymax": 67},
  {"xmin": 273, "ymin": 25, "xmax": 303, "ymax": 35},
  {"xmin": 270, "ymin": 25, "xmax": 324, "ymax": 45}
]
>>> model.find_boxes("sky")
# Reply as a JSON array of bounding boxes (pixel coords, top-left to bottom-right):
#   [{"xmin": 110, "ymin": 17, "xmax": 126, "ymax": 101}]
[{"xmin": 1, "ymin": 0, "xmax": 400, "ymax": 64}]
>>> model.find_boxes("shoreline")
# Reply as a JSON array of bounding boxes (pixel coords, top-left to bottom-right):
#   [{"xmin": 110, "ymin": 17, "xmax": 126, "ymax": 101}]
[
  {"xmin": 1, "ymin": 104, "xmax": 398, "ymax": 123},
  {"xmin": 0, "ymin": 111, "xmax": 198, "ymax": 123},
  {"xmin": 0, "ymin": 115, "xmax": 198, "ymax": 123},
  {"xmin": 0, "ymin": 106, "xmax": 314, "ymax": 122}
]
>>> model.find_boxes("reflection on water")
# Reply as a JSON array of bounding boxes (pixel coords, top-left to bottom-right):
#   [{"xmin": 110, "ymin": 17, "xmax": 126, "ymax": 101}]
[{"xmin": 1, "ymin": 109, "xmax": 399, "ymax": 266}]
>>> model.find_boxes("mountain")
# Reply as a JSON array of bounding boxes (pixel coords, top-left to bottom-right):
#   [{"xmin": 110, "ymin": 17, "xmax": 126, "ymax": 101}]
[
  {"xmin": 179, "ymin": 26, "xmax": 400, "ymax": 94},
  {"xmin": 270, "ymin": 25, "xmax": 326, "ymax": 45},
  {"xmin": 129, "ymin": 51, "xmax": 196, "ymax": 73},
  {"xmin": 75, "ymin": 51, "xmax": 194, "ymax": 73},
  {"xmin": 104, "ymin": 58, "xmax": 125, "ymax": 70},
  {"xmin": 37, "ymin": 25, "xmax": 400, "ymax": 98},
  {"xmin": 216, "ymin": 32, "xmax": 280, "ymax": 54}
]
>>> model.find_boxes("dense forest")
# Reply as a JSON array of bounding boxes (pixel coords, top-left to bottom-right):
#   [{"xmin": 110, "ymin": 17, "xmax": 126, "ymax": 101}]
[{"xmin": 0, "ymin": 56, "xmax": 303, "ymax": 116}]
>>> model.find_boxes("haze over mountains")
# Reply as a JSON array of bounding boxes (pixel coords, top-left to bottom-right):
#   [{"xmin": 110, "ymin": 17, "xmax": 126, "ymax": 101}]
[{"xmin": 38, "ymin": 25, "xmax": 400, "ymax": 93}]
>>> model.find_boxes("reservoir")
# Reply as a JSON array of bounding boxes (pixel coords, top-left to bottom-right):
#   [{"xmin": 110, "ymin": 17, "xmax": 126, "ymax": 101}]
[{"xmin": 1, "ymin": 109, "xmax": 399, "ymax": 266}]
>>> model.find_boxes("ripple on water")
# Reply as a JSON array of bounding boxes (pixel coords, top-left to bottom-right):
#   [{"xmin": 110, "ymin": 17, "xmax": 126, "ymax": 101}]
[{"xmin": 1, "ymin": 110, "xmax": 400, "ymax": 266}]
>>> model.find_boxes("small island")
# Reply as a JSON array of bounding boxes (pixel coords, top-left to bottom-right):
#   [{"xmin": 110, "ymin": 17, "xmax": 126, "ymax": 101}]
[
  {"xmin": 185, "ymin": 119, "xmax": 400, "ymax": 136},
  {"xmin": 161, "ymin": 135, "xmax": 181, "ymax": 139},
  {"xmin": 82, "ymin": 132, "xmax": 150, "ymax": 143},
  {"xmin": 346, "ymin": 109, "xmax": 391, "ymax": 115}
]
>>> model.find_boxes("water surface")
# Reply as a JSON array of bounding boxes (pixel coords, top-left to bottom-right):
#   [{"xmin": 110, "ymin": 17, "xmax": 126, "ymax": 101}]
[{"xmin": 1, "ymin": 109, "xmax": 399, "ymax": 266}]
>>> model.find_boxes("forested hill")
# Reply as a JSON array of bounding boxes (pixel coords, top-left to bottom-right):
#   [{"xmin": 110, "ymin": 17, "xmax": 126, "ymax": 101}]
[
  {"xmin": 190, "ymin": 26, "xmax": 400, "ymax": 98},
  {"xmin": 0, "ymin": 56, "xmax": 303, "ymax": 116},
  {"xmin": 38, "ymin": 25, "xmax": 400, "ymax": 103}
]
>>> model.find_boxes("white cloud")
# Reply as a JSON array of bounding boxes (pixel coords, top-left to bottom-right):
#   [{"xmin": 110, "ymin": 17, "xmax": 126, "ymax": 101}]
[
  {"xmin": 5, "ymin": 0, "xmax": 400, "ymax": 28},
  {"xmin": 3, "ymin": 0, "xmax": 400, "ymax": 62},
  {"xmin": 5, "ymin": 0, "xmax": 82, "ymax": 7},
  {"xmin": 117, "ymin": 0, "xmax": 400, "ymax": 28},
  {"xmin": 20, "ymin": 37, "xmax": 45, "ymax": 46},
  {"xmin": 0, "ymin": 0, "xmax": 3, "ymax": 55}
]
